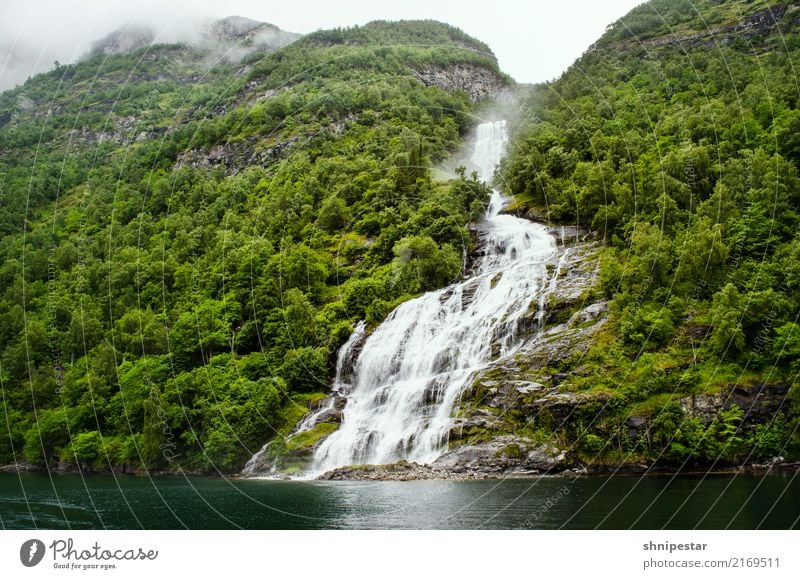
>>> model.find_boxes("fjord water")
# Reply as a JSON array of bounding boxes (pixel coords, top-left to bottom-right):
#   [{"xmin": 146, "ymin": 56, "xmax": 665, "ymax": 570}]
[
  {"xmin": 311, "ymin": 121, "xmax": 558, "ymax": 473},
  {"xmin": 2, "ymin": 472, "xmax": 799, "ymax": 529}
]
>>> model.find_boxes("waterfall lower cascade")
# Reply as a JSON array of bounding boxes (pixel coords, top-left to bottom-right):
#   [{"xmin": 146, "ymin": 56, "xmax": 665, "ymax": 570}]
[
  {"xmin": 308, "ymin": 120, "xmax": 557, "ymax": 475},
  {"xmin": 241, "ymin": 321, "xmax": 366, "ymax": 477}
]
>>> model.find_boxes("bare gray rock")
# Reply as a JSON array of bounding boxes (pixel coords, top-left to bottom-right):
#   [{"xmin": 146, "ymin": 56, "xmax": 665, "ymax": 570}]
[
  {"xmin": 412, "ymin": 63, "xmax": 505, "ymax": 103},
  {"xmin": 680, "ymin": 382, "xmax": 791, "ymax": 425},
  {"xmin": 638, "ymin": 3, "xmax": 788, "ymax": 50},
  {"xmin": 432, "ymin": 435, "xmax": 567, "ymax": 475},
  {"xmin": 176, "ymin": 114, "xmax": 357, "ymax": 173}
]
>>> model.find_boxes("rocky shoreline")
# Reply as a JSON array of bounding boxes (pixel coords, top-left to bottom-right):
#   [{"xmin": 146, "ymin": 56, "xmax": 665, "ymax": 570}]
[
  {"xmin": 314, "ymin": 458, "xmax": 800, "ymax": 482},
  {"xmin": 4, "ymin": 458, "xmax": 798, "ymax": 481}
]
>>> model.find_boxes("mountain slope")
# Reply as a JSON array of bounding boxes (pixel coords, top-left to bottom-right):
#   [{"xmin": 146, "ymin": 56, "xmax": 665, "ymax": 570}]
[
  {"xmin": 0, "ymin": 20, "xmax": 507, "ymax": 474},
  {"xmin": 486, "ymin": 0, "xmax": 800, "ymax": 471}
]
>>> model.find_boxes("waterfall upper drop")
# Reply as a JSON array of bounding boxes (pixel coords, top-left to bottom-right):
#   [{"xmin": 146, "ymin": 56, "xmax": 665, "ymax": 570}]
[{"xmin": 306, "ymin": 120, "xmax": 558, "ymax": 475}]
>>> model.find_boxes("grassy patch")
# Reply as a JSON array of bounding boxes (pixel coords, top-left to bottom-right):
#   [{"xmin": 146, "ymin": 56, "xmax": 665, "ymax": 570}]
[
  {"xmin": 628, "ymin": 393, "xmax": 682, "ymax": 417},
  {"xmin": 285, "ymin": 422, "xmax": 339, "ymax": 452}
]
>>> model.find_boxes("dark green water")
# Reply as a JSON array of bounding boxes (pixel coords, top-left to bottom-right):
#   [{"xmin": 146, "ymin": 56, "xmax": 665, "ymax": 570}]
[{"xmin": 1, "ymin": 472, "xmax": 798, "ymax": 529}]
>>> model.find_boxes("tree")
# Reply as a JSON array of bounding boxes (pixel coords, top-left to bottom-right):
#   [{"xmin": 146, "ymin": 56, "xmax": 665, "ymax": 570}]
[
  {"xmin": 170, "ymin": 300, "xmax": 234, "ymax": 367},
  {"xmin": 281, "ymin": 288, "xmax": 316, "ymax": 348},
  {"xmin": 709, "ymin": 284, "xmax": 745, "ymax": 355},
  {"xmin": 67, "ymin": 430, "xmax": 104, "ymax": 469},
  {"xmin": 22, "ymin": 408, "xmax": 68, "ymax": 465},
  {"xmin": 115, "ymin": 309, "xmax": 168, "ymax": 356},
  {"xmin": 391, "ymin": 235, "xmax": 461, "ymax": 294},
  {"xmin": 141, "ymin": 385, "xmax": 168, "ymax": 469},
  {"xmin": 773, "ymin": 323, "xmax": 800, "ymax": 374},
  {"xmin": 674, "ymin": 217, "xmax": 728, "ymax": 295},
  {"xmin": 317, "ymin": 196, "xmax": 350, "ymax": 233},
  {"xmin": 281, "ymin": 347, "xmax": 329, "ymax": 392}
]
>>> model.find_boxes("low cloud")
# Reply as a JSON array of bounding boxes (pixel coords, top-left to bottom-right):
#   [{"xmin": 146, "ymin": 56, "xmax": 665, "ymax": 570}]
[{"xmin": 0, "ymin": 0, "xmax": 217, "ymax": 91}]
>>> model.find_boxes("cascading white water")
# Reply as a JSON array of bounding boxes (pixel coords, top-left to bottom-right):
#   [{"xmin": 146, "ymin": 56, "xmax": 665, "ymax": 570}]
[
  {"xmin": 240, "ymin": 321, "xmax": 366, "ymax": 477},
  {"xmin": 307, "ymin": 120, "xmax": 558, "ymax": 475},
  {"xmin": 294, "ymin": 320, "xmax": 366, "ymax": 433}
]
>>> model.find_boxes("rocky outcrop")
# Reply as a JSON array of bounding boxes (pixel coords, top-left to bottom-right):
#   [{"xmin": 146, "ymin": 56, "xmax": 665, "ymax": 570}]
[
  {"xmin": 66, "ymin": 115, "xmax": 154, "ymax": 146},
  {"xmin": 89, "ymin": 27, "xmax": 155, "ymax": 57},
  {"xmin": 639, "ymin": 4, "xmax": 789, "ymax": 50},
  {"xmin": 546, "ymin": 224, "xmax": 594, "ymax": 247},
  {"xmin": 318, "ymin": 437, "xmax": 569, "ymax": 480},
  {"xmin": 87, "ymin": 17, "xmax": 300, "ymax": 59},
  {"xmin": 309, "ymin": 222, "xmax": 607, "ymax": 481},
  {"xmin": 355, "ymin": 224, "xmax": 596, "ymax": 475},
  {"xmin": 412, "ymin": 63, "xmax": 505, "ymax": 103},
  {"xmin": 0, "ymin": 460, "xmax": 39, "ymax": 473},
  {"xmin": 204, "ymin": 16, "xmax": 301, "ymax": 50},
  {"xmin": 432, "ymin": 436, "xmax": 567, "ymax": 475},
  {"xmin": 318, "ymin": 461, "xmax": 486, "ymax": 481},
  {"xmin": 177, "ymin": 136, "xmax": 298, "ymax": 172},
  {"xmin": 176, "ymin": 114, "xmax": 357, "ymax": 173},
  {"xmin": 680, "ymin": 382, "xmax": 791, "ymax": 425},
  {"xmin": 442, "ymin": 233, "xmax": 607, "ymax": 464}
]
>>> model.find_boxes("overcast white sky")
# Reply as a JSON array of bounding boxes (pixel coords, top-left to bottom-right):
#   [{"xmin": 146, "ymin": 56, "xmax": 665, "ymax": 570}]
[{"xmin": 0, "ymin": 0, "xmax": 643, "ymax": 91}]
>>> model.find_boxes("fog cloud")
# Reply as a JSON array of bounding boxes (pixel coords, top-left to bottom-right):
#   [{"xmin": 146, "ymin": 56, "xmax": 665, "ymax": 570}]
[
  {"xmin": 0, "ymin": 0, "xmax": 642, "ymax": 92},
  {"xmin": 0, "ymin": 0, "xmax": 216, "ymax": 90}
]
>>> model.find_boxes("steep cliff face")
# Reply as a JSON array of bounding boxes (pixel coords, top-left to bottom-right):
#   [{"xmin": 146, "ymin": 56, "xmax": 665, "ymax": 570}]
[
  {"xmin": 317, "ymin": 0, "xmax": 800, "ymax": 481},
  {"xmin": 432, "ymin": 230, "xmax": 605, "ymax": 476},
  {"xmin": 175, "ymin": 114, "xmax": 357, "ymax": 173},
  {"xmin": 177, "ymin": 59, "xmax": 508, "ymax": 172},
  {"xmin": 636, "ymin": 3, "xmax": 790, "ymax": 49},
  {"xmin": 412, "ymin": 63, "xmax": 507, "ymax": 103},
  {"xmin": 264, "ymin": 220, "xmax": 605, "ymax": 479}
]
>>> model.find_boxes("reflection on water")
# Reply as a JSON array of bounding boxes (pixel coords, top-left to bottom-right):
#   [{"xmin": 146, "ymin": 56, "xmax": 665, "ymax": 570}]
[{"xmin": 0, "ymin": 472, "xmax": 798, "ymax": 529}]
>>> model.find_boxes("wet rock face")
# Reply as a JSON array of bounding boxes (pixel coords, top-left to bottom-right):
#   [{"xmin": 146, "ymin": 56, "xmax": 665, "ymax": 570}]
[
  {"xmin": 546, "ymin": 225, "xmax": 595, "ymax": 247},
  {"xmin": 440, "ymin": 233, "xmax": 607, "ymax": 468},
  {"xmin": 292, "ymin": 224, "xmax": 607, "ymax": 480},
  {"xmin": 317, "ymin": 436, "xmax": 569, "ymax": 480},
  {"xmin": 432, "ymin": 435, "xmax": 567, "ymax": 475},
  {"xmin": 317, "ymin": 461, "xmax": 485, "ymax": 480},
  {"xmin": 412, "ymin": 63, "xmax": 505, "ymax": 103},
  {"xmin": 449, "ymin": 408, "xmax": 504, "ymax": 436}
]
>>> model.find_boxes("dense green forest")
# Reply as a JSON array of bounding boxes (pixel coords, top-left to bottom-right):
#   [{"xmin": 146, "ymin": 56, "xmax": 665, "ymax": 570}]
[
  {"xmin": 0, "ymin": 21, "xmax": 500, "ymax": 472},
  {"xmin": 501, "ymin": 0, "xmax": 800, "ymax": 465},
  {"xmin": 4, "ymin": 0, "xmax": 800, "ymax": 476}
]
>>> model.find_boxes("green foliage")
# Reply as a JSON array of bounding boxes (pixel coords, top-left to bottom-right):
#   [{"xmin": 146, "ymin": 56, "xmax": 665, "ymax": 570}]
[
  {"xmin": 501, "ymin": 0, "xmax": 800, "ymax": 466},
  {"xmin": 391, "ymin": 235, "xmax": 462, "ymax": 293},
  {"xmin": 649, "ymin": 403, "xmax": 748, "ymax": 463},
  {"xmin": 66, "ymin": 430, "xmax": 104, "ymax": 467},
  {"xmin": 0, "ymin": 20, "xmax": 497, "ymax": 472},
  {"xmin": 773, "ymin": 323, "xmax": 800, "ymax": 374},
  {"xmin": 704, "ymin": 405, "xmax": 746, "ymax": 462},
  {"xmin": 22, "ymin": 409, "xmax": 68, "ymax": 465},
  {"xmin": 285, "ymin": 421, "xmax": 339, "ymax": 453},
  {"xmin": 709, "ymin": 284, "xmax": 746, "ymax": 355}
]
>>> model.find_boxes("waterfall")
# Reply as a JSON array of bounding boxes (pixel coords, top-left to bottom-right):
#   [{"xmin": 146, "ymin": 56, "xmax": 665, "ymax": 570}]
[
  {"xmin": 308, "ymin": 120, "xmax": 558, "ymax": 475},
  {"xmin": 240, "ymin": 321, "xmax": 366, "ymax": 477},
  {"xmin": 294, "ymin": 320, "xmax": 366, "ymax": 434}
]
